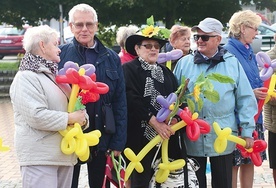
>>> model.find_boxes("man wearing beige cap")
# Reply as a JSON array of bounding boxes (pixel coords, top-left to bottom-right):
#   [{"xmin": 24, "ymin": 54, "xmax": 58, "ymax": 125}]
[{"xmin": 173, "ymin": 18, "xmax": 257, "ymax": 188}]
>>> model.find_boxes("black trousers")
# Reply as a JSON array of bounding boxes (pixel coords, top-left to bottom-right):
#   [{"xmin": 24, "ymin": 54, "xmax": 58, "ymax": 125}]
[
  {"xmin": 188, "ymin": 153, "xmax": 233, "ymax": 188},
  {"xmin": 71, "ymin": 150, "xmax": 110, "ymax": 188}
]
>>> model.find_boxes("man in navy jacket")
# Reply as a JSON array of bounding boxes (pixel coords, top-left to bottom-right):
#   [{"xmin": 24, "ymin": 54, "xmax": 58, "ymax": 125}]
[{"xmin": 58, "ymin": 3, "xmax": 127, "ymax": 188}]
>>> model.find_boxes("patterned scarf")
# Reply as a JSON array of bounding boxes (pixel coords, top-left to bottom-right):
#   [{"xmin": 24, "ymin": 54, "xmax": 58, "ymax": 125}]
[
  {"xmin": 138, "ymin": 57, "xmax": 165, "ymax": 141},
  {"xmin": 19, "ymin": 52, "xmax": 58, "ymax": 75},
  {"xmin": 139, "ymin": 57, "xmax": 164, "ymax": 83}
]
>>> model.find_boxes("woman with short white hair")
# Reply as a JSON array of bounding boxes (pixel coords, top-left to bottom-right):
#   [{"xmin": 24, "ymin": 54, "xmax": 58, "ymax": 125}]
[{"xmin": 10, "ymin": 25, "xmax": 88, "ymax": 188}]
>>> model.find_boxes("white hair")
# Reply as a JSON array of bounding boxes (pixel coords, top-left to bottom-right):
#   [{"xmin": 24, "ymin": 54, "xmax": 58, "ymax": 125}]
[
  {"xmin": 23, "ymin": 25, "xmax": 59, "ymax": 54},
  {"xmin": 116, "ymin": 25, "xmax": 139, "ymax": 48},
  {"xmin": 68, "ymin": 3, "xmax": 98, "ymax": 23}
]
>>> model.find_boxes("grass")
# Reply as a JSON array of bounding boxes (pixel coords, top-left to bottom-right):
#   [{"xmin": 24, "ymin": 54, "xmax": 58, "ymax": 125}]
[{"xmin": 0, "ymin": 61, "xmax": 20, "ymax": 70}]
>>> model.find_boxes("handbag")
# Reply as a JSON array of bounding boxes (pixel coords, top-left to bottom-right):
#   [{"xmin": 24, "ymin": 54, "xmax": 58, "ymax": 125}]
[
  {"xmin": 102, "ymin": 151, "xmax": 126, "ymax": 188},
  {"xmin": 102, "ymin": 103, "xmax": 116, "ymax": 134}
]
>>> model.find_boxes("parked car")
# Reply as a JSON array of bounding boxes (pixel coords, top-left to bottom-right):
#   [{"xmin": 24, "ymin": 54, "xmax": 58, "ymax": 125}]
[
  {"xmin": 220, "ymin": 23, "xmax": 276, "ymax": 54},
  {"xmin": 0, "ymin": 26, "xmax": 29, "ymax": 59}
]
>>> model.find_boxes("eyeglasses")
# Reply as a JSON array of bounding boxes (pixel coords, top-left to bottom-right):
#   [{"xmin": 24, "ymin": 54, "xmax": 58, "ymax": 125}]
[
  {"xmin": 139, "ymin": 43, "xmax": 161, "ymax": 50},
  {"xmin": 246, "ymin": 25, "xmax": 258, "ymax": 32},
  {"xmin": 193, "ymin": 34, "xmax": 218, "ymax": 42},
  {"xmin": 72, "ymin": 22, "xmax": 96, "ymax": 30}
]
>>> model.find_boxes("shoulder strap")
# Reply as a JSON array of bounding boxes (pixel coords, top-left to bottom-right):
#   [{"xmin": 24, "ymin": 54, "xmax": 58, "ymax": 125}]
[{"xmin": 43, "ymin": 73, "xmax": 69, "ymax": 102}]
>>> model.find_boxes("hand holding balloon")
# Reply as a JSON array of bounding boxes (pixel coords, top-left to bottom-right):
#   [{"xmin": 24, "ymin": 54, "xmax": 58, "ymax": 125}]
[{"xmin": 213, "ymin": 122, "xmax": 267, "ymax": 166}]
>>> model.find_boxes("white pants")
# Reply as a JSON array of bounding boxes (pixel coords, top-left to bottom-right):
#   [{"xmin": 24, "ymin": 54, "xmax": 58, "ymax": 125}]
[{"xmin": 21, "ymin": 165, "xmax": 74, "ymax": 188}]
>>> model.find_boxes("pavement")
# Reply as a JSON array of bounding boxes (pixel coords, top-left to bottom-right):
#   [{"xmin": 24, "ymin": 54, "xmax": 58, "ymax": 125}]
[{"xmin": 0, "ymin": 98, "xmax": 275, "ymax": 188}]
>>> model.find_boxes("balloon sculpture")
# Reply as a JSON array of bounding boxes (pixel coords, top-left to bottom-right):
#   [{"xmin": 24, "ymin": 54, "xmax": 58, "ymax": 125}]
[
  {"xmin": 255, "ymin": 51, "xmax": 276, "ymax": 121},
  {"xmin": 0, "ymin": 137, "xmax": 9, "ymax": 152},
  {"xmin": 123, "ymin": 92, "xmax": 211, "ymax": 183},
  {"xmin": 213, "ymin": 122, "xmax": 267, "ymax": 166},
  {"xmin": 157, "ymin": 49, "xmax": 183, "ymax": 70},
  {"xmin": 56, "ymin": 61, "xmax": 109, "ymax": 161}
]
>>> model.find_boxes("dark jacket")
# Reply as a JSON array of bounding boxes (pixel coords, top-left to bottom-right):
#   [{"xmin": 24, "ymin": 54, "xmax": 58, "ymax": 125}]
[{"xmin": 59, "ymin": 37, "xmax": 127, "ymax": 152}]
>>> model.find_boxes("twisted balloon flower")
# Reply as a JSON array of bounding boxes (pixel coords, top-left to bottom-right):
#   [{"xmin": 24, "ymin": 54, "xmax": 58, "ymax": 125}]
[
  {"xmin": 256, "ymin": 51, "xmax": 276, "ymax": 81},
  {"xmin": 213, "ymin": 122, "xmax": 267, "ymax": 166}
]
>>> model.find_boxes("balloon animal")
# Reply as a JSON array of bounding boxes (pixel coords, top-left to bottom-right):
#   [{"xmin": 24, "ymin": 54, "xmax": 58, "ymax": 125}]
[
  {"xmin": 213, "ymin": 122, "xmax": 267, "ymax": 166},
  {"xmin": 56, "ymin": 61, "xmax": 109, "ymax": 161},
  {"xmin": 124, "ymin": 93, "xmax": 211, "ymax": 182}
]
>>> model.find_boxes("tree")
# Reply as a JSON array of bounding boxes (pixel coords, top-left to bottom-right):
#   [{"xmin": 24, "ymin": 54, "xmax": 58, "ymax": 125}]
[
  {"xmin": 1, "ymin": 0, "xmax": 276, "ymax": 28},
  {"xmin": 1, "ymin": 0, "xmax": 276, "ymax": 47}
]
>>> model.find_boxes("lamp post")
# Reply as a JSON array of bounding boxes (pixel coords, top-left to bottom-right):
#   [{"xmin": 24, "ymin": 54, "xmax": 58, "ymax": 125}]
[{"xmin": 59, "ymin": 4, "xmax": 64, "ymax": 45}]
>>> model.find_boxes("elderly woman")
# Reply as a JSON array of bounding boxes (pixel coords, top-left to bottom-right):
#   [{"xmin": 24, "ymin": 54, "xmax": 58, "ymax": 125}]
[
  {"xmin": 116, "ymin": 25, "xmax": 139, "ymax": 64},
  {"xmin": 9, "ymin": 25, "xmax": 88, "ymax": 188},
  {"xmin": 122, "ymin": 26, "xmax": 188, "ymax": 187},
  {"xmin": 224, "ymin": 10, "xmax": 267, "ymax": 188},
  {"xmin": 169, "ymin": 25, "xmax": 192, "ymax": 56},
  {"xmin": 162, "ymin": 25, "xmax": 192, "ymax": 71}
]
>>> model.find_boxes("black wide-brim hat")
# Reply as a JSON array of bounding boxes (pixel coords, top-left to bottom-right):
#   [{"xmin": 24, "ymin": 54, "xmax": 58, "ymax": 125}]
[{"xmin": 125, "ymin": 34, "xmax": 168, "ymax": 56}]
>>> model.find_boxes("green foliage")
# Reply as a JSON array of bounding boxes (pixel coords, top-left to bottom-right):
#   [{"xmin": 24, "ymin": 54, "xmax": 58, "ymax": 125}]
[
  {"xmin": 0, "ymin": 62, "xmax": 19, "ymax": 70},
  {"xmin": 74, "ymin": 97, "xmax": 86, "ymax": 111},
  {"xmin": 175, "ymin": 72, "xmax": 234, "ymax": 113},
  {"xmin": 96, "ymin": 23, "xmax": 117, "ymax": 48},
  {"xmin": 207, "ymin": 73, "xmax": 235, "ymax": 84},
  {"xmin": 0, "ymin": 0, "xmax": 275, "ymax": 30}
]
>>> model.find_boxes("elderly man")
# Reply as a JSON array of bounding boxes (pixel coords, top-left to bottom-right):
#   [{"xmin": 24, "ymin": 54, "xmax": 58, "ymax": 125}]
[
  {"xmin": 58, "ymin": 3, "xmax": 127, "ymax": 188},
  {"xmin": 173, "ymin": 18, "xmax": 257, "ymax": 188}
]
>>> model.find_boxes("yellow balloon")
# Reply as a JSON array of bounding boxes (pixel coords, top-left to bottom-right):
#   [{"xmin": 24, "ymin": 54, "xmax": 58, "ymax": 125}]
[
  {"xmin": 155, "ymin": 139, "xmax": 186, "ymax": 183},
  {"xmin": 213, "ymin": 122, "xmax": 247, "ymax": 153},
  {"xmin": 124, "ymin": 120, "xmax": 187, "ymax": 182},
  {"xmin": 64, "ymin": 126, "xmax": 79, "ymax": 141},
  {"xmin": 0, "ymin": 138, "xmax": 9, "ymax": 152},
  {"xmin": 68, "ymin": 84, "xmax": 80, "ymax": 113},
  {"xmin": 228, "ymin": 135, "xmax": 246, "ymax": 146},
  {"xmin": 78, "ymin": 147, "xmax": 90, "ymax": 162},
  {"xmin": 84, "ymin": 130, "xmax": 101, "ymax": 146},
  {"xmin": 59, "ymin": 129, "xmax": 69, "ymax": 137},
  {"xmin": 156, "ymin": 169, "xmax": 170, "ymax": 183},
  {"xmin": 75, "ymin": 137, "xmax": 88, "ymax": 156},
  {"xmin": 265, "ymin": 74, "xmax": 276, "ymax": 104},
  {"xmin": 61, "ymin": 138, "xmax": 76, "ymax": 155}
]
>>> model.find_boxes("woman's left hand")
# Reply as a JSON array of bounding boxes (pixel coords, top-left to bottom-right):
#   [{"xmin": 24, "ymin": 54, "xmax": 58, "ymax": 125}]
[{"xmin": 149, "ymin": 115, "xmax": 175, "ymax": 139}]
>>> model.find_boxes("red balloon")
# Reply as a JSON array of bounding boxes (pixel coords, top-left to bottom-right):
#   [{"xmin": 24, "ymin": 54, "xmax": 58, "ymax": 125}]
[
  {"xmin": 236, "ymin": 139, "xmax": 267, "ymax": 166},
  {"xmin": 196, "ymin": 119, "xmax": 211, "ymax": 134},
  {"xmin": 186, "ymin": 122, "xmax": 200, "ymax": 141}
]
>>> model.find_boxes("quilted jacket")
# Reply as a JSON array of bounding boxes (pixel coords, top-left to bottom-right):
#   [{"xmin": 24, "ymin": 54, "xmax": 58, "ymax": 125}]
[{"xmin": 10, "ymin": 65, "xmax": 77, "ymax": 166}]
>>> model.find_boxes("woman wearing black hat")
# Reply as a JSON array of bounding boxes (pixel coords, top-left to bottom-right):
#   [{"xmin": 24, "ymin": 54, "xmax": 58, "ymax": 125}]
[{"xmin": 122, "ymin": 25, "xmax": 190, "ymax": 187}]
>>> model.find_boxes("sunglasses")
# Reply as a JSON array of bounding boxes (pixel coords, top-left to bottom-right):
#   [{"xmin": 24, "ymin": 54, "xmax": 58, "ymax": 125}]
[
  {"xmin": 139, "ymin": 43, "xmax": 161, "ymax": 50},
  {"xmin": 193, "ymin": 34, "xmax": 218, "ymax": 42}
]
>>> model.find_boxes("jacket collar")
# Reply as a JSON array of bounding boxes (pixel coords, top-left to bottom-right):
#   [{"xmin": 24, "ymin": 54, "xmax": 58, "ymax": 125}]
[{"xmin": 194, "ymin": 46, "xmax": 227, "ymax": 70}]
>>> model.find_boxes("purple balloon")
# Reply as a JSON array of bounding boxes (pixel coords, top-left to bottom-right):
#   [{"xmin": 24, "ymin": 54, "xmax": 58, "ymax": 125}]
[
  {"xmin": 256, "ymin": 51, "xmax": 276, "ymax": 81},
  {"xmin": 58, "ymin": 61, "xmax": 79, "ymax": 75},
  {"xmin": 80, "ymin": 64, "xmax": 96, "ymax": 76},
  {"xmin": 156, "ymin": 93, "xmax": 177, "ymax": 122},
  {"xmin": 157, "ymin": 49, "xmax": 183, "ymax": 63}
]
